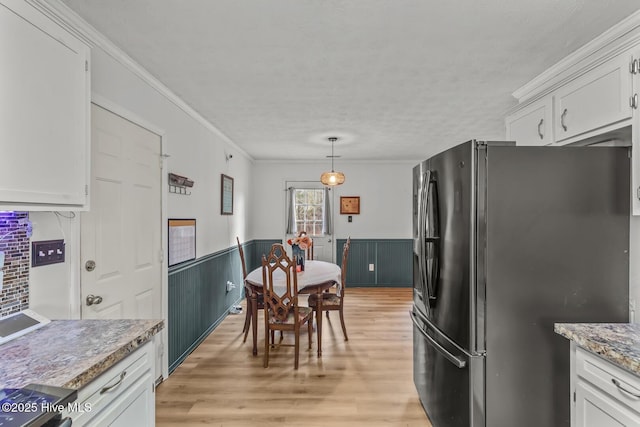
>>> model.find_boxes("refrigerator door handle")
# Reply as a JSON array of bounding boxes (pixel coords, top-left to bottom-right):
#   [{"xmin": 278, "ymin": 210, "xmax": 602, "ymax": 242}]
[
  {"xmin": 410, "ymin": 311, "xmax": 467, "ymax": 369},
  {"xmin": 425, "ymin": 172, "xmax": 441, "ymax": 308},
  {"xmin": 418, "ymin": 171, "xmax": 430, "ymax": 302}
]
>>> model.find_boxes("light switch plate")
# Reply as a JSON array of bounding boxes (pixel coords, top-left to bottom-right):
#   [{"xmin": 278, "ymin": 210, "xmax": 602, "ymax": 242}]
[{"xmin": 32, "ymin": 240, "xmax": 65, "ymax": 267}]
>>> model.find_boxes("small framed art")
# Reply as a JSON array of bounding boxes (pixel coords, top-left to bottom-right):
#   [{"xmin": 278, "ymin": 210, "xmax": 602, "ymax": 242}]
[{"xmin": 340, "ymin": 196, "xmax": 360, "ymax": 214}]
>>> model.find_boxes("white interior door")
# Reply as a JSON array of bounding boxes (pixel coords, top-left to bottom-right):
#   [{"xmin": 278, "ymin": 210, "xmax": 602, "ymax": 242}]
[{"xmin": 81, "ymin": 104, "xmax": 162, "ymax": 321}]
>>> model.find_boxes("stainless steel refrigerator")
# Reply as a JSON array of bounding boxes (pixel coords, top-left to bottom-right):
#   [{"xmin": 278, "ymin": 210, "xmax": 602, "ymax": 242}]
[{"xmin": 411, "ymin": 140, "xmax": 630, "ymax": 427}]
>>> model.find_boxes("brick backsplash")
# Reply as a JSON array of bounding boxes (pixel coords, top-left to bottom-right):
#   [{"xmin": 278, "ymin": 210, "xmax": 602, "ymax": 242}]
[{"xmin": 0, "ymin": 212, "xmax": 30, "ymax": 317}]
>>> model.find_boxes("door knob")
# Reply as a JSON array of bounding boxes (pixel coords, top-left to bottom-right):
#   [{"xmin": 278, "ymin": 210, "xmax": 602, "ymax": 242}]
[
  {"xmin": 85, "ymin": 260, "xmax": 96, "ymax": 271},
  {"xmin": 86, "ymin": 294, "xmax": 103, "ymax": 306}
]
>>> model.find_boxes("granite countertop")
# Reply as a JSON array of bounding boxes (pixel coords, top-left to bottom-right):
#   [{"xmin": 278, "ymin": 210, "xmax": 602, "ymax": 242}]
[
  {"xmin": 0, "ymin": 319, "xmax": 164, "ymax": 389},
  {"xmin": 555, "ymin": 323, "xmax": 640, "ymax": 375}
]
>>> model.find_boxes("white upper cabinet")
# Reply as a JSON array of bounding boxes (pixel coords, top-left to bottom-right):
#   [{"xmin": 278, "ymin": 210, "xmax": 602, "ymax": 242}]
[
  {"xmin": 506, "ymin": 11, "xmax": 640, "ymax": 214},
  {"xmin": 554, "ymin": 53, "xmax": 633, "ymax": 143},
  {"xmin": 0, "ymin": 0, "xmax": 90, "ymax": 210},
  {"xmin": 506, "ymin": 97, "xmax": 553, "ymax": 146}
]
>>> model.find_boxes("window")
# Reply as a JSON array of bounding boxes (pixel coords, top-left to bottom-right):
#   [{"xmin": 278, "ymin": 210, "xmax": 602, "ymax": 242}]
[{"xmin": 294, "ymin": 188, "xmax": 325, "ymax": 236}]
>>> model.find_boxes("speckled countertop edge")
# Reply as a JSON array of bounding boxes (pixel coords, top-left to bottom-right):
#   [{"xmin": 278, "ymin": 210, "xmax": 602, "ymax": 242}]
[
  {"xmin": 555, "ymin": 323, "xmax": 640, "ymax": 375},
  {"xmin": 0, "ymin": 319, "xmax": 164, "ymax": 389}
]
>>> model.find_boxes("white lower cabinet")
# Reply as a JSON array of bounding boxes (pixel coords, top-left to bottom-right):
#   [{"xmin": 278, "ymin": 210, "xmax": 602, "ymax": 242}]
[
  {"xmin": 573, "ymin": 347, "xmax": 640, "ymax": 427},
  {"xmin": 64, "ymin": 342, "xmax": 155, "ymax": 426},
  {"xmin": 576, "ymin": 380, "xmax": 640, "ymax": 426}
]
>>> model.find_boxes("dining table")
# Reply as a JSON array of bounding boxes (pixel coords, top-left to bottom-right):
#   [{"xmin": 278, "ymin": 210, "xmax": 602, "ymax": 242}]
[{"xmin": 244, "ymin": 259, "xmax": 341, "ymax": 357}]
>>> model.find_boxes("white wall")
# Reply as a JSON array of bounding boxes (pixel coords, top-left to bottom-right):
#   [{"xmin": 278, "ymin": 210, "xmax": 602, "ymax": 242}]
[
  {"xmin": 29, "ymin": 47, "xmax": 253, "ymax": 318},
  {"xmin": 90, "ymin": 49, "xmax": 253, "ymax": 255},
  {"xmin": 29, "ymin": 212, "xmax": 77, "ymax": 319},
  {"xmin": 251, "ymin": 160, "xmax": 414, "ymax": 241}
]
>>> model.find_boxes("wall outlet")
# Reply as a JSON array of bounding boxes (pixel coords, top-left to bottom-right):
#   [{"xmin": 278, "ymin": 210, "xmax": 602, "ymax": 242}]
[{"xmin": 368, "ymin": 263, "xmax": 375, "ymax": 272}]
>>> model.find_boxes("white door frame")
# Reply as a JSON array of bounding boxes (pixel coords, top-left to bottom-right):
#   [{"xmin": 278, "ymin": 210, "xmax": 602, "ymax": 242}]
[
  {"xmin": 70, "ymin": 93, "xmax": 169, "ymax": 380},
  {"xmin": 282, "ymin": 179, "xmax": 336, "ymax": 263}
]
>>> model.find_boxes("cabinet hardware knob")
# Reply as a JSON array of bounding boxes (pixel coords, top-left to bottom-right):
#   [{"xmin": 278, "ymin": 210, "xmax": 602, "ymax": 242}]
[
  {"xmin": 537, "ymin": 118, "xmax": 544, "ymax": 140},
  {"xmin": 612, "ymin": 378, "xmax": 640, "ymax": 398},
  {"xmin": 100, "ymin": 371, "xmax": 127, "ymax": 395}
]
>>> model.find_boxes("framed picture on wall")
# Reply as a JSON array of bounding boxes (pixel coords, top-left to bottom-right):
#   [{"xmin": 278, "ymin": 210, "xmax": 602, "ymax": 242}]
[
  {"xmin": 221, "ymin": 174, "xmax": 234, "ymax": 215},
  {"xmin": 340, "ymin": 196, "xmax": 360, "ymax": 214}
]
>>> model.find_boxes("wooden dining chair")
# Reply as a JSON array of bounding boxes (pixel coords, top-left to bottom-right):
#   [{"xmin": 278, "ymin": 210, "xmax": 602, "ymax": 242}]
[
  {"xmin": 308, "ymin": 237, "xmax": 351, "ymax": 341},
  {"xmin": 238, "ymin": 237, "xmax": 263, "ymax": 343},
  {"xmin": 261, "ymin": 243, "xmax": 313, "ymax": 369},
  {"xmin": 306, "ymin": 240, "xmax": 314, "ymax": 260}
]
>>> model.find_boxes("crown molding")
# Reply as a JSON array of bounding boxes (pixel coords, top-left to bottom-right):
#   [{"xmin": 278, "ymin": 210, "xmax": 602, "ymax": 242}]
[
  {"xmin": 512, "ymin": 9, "xmax": 640, "ymax": 103},
  {"xmin": 255, "ymin": 159, "xmax": 417, "ymax": 165},
  {"xmin": 27, "ymin": 0, "xmax": 253, "ymax": 162}
]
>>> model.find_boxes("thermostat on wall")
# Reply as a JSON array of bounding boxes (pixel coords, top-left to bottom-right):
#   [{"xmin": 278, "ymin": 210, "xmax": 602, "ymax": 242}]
[{"xmin": 0, "ymin": 309, "xmax": 50, "ymax": 345}]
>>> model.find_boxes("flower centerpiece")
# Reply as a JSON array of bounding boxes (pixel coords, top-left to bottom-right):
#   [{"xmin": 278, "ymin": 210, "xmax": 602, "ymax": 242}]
[{"xmin": 287, "ymin": 231, "xmax": 312, "ymax": 270}]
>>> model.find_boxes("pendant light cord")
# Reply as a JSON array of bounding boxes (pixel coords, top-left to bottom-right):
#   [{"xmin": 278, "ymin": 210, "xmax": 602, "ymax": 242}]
[{"xmin": 329, "ymin": 137, "xmax": 337, "ymax": 172}]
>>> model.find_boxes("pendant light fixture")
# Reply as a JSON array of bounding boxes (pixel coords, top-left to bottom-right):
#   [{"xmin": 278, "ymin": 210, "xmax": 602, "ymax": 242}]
[{"xmin": 320, "ymin": 137, "xmax": 345, "ymax": 186}]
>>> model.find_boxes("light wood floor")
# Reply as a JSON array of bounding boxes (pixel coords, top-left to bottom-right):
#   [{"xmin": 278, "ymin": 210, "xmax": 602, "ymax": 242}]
[{"xmin": 156, "ymin": 287, "xmax": 432, "ymax": 427}]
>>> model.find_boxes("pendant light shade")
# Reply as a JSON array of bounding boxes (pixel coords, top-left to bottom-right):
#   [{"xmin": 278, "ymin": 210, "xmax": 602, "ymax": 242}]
[
  {"xmin": 320, "ymin": 171, "xmax": 346, "ymax": 186},
  {"xmin": 320, "ymin": 137, "xmax": 345, "ymax": 186}
]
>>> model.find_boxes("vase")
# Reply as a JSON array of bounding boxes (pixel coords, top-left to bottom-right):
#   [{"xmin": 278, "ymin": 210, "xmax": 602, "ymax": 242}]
[{"xmin": 292, "ymin": 244, "xmax": 305, "ymax": 271}]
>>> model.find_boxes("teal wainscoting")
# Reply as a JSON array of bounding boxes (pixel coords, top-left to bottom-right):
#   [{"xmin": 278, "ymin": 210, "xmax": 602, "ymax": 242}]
[
  {"xmin": 168, "ymin": 239, "xmax": 280, "ymax": 373},
  {"xmin": 336, "ymin": 239, "xmax": 412, "ymax": 287}
]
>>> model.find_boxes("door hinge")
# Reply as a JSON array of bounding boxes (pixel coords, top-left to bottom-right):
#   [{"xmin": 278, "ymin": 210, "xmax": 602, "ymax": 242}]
[
  {"xmin": 85, "ymin": 184, "xmax": 89, "ymax": 196},
  {"xmin": 85, "ymin": 60, "xmax": 89, "ymax": 72},
  {"xmin": 159, "ymin": 249, "xmax": 164, "ymax": 263}
]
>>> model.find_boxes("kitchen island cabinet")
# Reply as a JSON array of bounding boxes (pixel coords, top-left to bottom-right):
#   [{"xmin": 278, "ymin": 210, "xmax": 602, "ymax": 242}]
[
  {"xmin": 556, "ymin": 323, "xmax": 640, "ymax": 427},
  {"xmin": 0, "ymin": 319, "xmax": 164, "ymax": 425}
]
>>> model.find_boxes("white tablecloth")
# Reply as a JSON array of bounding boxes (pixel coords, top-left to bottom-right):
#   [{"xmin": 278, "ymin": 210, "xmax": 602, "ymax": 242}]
[{"xmin": 246, "ymin": 260, "xmax": 341, "ymax": 295}]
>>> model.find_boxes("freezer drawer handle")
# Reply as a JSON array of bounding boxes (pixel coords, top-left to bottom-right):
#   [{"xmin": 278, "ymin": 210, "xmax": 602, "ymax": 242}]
[
  {"xmin": 410, "ymin": 311, "xmax": 466, "ymax": 369},
  {"xmin": 612, "ymin": 378, "xmax": 640, "ymax": 398}
]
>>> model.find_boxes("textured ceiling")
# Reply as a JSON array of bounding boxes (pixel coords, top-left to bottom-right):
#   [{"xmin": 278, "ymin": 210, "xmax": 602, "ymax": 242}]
[{"xmin": 61, "ymin": 0, "xmax": 640, "ymax": 161}]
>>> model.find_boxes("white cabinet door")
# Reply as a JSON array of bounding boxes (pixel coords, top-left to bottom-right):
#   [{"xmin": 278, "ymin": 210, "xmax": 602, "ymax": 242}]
[
  {"xmin": 0, "ymin": 0, "xmax": 89, "ymax": 209},
  {"xmin": 86, "ymin": 372, "xmax": 154, "ymax": 427},
  {"xmin": 576, "ymin": 380, "xmax": 640, "ymax": 427},
  {"xmin": 554, "ymin": 53, "xmax": 632, "ymax": 143},
  {"xmin": 67, "ymin": 342, "xmax": 155, "ymax": 426},
  {"xmin": 506, "ymin": 97, "xmax": 553, "ymax": 146}
]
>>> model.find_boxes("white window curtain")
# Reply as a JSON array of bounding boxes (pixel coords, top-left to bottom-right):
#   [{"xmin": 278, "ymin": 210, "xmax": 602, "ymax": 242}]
[
  {"xmin": 285, "ymin": 186, "xmax": 332, "ymax": 236},
  {"xmin": 286, "ymin": 186, "xmax": 296, "ymax": 235},
  {"xmin": 322, "ymin": 187, "xmax": 332, "ymax": 235}
]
